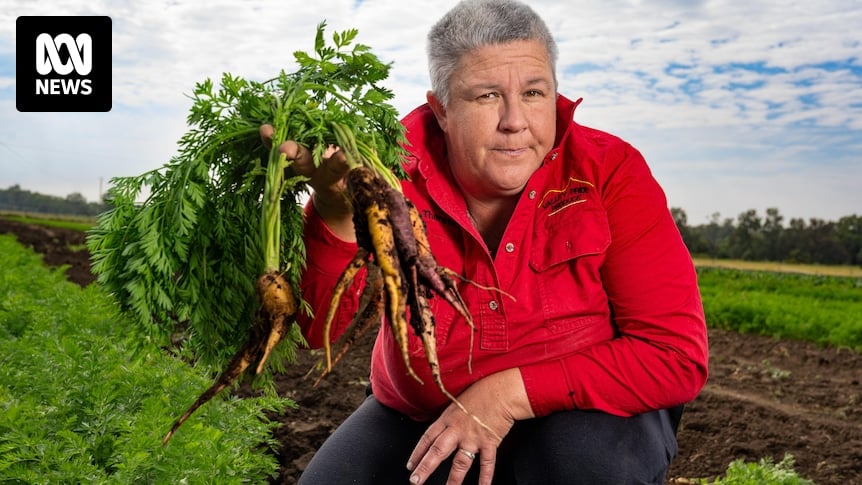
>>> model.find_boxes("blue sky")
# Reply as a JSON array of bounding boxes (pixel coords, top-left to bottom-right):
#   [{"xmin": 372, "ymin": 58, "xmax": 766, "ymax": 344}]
[{"xmin": 1, "ymin": 0, "xmax": 860, "ymax": 223}]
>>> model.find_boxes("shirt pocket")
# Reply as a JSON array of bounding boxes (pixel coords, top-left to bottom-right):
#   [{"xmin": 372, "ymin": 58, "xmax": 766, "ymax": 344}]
[
  {"xmin": 529, "ymin": 207, "xmax": 612, "ymax": 333},
  {"xmin": 529, "ymin": 207, "xmax": 611, "ymax": 272}
]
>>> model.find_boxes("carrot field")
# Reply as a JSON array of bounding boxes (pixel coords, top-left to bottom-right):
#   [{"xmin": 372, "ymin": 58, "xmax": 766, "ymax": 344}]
[
  {"xmin": 2, "ymin": 222, "xmax": 859, "ymax": 483},
  {"xmin": 694, "ymin": 262, "xmax": 862, "ymax": 352},
  {"xmin": 0, "ymin": 234, "xmax": 290, "ymax": 483}
]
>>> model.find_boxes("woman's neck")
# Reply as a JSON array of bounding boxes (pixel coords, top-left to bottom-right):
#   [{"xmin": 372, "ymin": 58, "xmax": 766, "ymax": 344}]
[{"xmin": 465, "ymin": 196, "xmax": 518, "ymax": 257}]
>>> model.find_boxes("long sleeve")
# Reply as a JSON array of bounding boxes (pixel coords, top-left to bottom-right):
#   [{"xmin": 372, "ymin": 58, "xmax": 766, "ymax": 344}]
[
  {"xmin": 520, "ymin": 142, "xmax": 709, "ymax": 417},
  {"xmin": 297, "ymin": 201, "xmax": 363, "ymax": 349}
]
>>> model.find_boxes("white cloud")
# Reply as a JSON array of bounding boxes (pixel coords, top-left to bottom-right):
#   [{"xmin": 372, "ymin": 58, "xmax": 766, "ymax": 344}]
[{"xmin": 0, "ymin": 0, "xmax": 859, "ymax": 222}]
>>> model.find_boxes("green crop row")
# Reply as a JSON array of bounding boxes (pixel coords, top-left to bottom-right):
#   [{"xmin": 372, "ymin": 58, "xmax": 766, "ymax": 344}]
[
  {"xmin": 0, "ymin": 235, "xmax": 291, "ymax": 484},
  {"xmin": 697, "ymin": 266, "xmax": 862, "ymax": 352},
  {"xmin": 696, "ymin": 454, "xmax": 814, "ymax": 484}
]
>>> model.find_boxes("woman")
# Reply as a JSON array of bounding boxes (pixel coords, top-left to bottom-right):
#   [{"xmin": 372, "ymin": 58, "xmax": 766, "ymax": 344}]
[{"xmin": 266, "ymin": 1, "xmax": 708, "ymax": 483}]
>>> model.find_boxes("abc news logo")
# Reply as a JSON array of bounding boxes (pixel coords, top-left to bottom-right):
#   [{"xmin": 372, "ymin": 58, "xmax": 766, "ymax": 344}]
[{"xmin": 17, "ymin": 16, "xmax": 111, "ymax": 112}]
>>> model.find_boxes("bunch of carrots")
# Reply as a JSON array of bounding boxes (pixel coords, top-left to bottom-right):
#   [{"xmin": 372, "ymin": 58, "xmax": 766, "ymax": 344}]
[{"xmin": 88, "ymin": 23, "xmax": 481, "ymax": 446}]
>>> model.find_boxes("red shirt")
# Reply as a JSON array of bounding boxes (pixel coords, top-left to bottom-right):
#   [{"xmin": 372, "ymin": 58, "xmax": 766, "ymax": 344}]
[{"xmin": 298, "ymin": 95, "xmax": 708, "ymax": 421}]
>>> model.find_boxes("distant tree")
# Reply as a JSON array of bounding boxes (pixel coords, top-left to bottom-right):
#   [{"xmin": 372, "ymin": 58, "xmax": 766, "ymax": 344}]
[
  {"xmin": 671, "ymin": 207, "xmax": 688, "ymax": 237},
  {"xmin": 0, "ymin": 185, "xmax": 106, "ymax": 216},
  {"xmin": 65, "ymin": 192, "xmax": 87, "ymax": 204},
  {"xmin": 689, "ymin": 212, "xmax": 734, "ymax": 258},
  {"xmin": 835, "ymin": 215, "xmax": 862, "ymax": 265},
  {"xmin": 762, "ymin": 207, "xmax": 784, "ymax": 261},
  {"xmin": 678, "ymin": 209, "xmax": 861, "ymax": 266},
  {"xmin": 728, "ymin": 209, "xmax": 765, "ymax": 260},
  {"xmin": 807, "ymin": 218, "xmax": 850, "ymax": 265},
  {"xmin": 671, "ymin": 207, "xmax": 710, "ymax": 255},
  {"xmin": 671, "ymin": 207, "xmax": 687, "ymax": 228},
  {"xmin": 785, "ymin": 218, "xmax": 810, "ymax": 263}
]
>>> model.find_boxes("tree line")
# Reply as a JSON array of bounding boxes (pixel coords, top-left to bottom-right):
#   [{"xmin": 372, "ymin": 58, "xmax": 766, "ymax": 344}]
[
  {"xmin": 0, "ymin": 185, "xmax": 107, "ymax": 217},
  {"xmin": 2, "ymin": 184, "xmax": 860, "ymax": 267},
  {"xmin": 672, "ymin": 207, "xmax": 862, "ymax": 266}
]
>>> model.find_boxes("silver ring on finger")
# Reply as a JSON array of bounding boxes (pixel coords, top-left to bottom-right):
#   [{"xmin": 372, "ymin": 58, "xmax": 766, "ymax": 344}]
[{"xmin": 458, "ymin": 448, "xmax": 477, "ymax": 460}]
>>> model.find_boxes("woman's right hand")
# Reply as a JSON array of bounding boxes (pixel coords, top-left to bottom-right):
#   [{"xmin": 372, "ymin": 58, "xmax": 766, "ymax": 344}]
[{"xmin": 259, "ymin": 124, "xmax": 356, "ymax": 241}]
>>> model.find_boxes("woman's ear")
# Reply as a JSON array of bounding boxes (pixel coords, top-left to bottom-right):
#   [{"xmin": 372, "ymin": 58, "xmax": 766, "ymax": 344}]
[{"xmin": 426, "ymin": 90, "xmax": 447, "ymax": 132}]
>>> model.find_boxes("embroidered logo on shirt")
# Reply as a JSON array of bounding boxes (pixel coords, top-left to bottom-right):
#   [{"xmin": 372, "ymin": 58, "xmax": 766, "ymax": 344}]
[
  {"xmin": 538, "ymin": 177, "xmax": 594, "ymax": 216},
  {"xmin": 421, "ymin": 209, "xmax": 457, "ymax": 228}
]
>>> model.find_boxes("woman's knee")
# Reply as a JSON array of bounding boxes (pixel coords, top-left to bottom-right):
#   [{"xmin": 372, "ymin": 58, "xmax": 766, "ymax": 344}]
[
  {"xmin": 298, "ymin": 395, "xmax": 424, "ymax": 485},
  {"xmin": 508, "ymin": 408, "xmax": 678, "ymax": 484}
]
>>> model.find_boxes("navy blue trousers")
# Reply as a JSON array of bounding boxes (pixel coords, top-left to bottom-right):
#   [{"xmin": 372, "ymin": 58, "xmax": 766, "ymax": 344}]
[{"xmin": 298, "ymin": 391, "xmax": 682, "ymax": 485}]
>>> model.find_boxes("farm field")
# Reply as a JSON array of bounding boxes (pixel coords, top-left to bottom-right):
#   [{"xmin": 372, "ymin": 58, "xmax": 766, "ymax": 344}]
[
  {"xmin": 692, "ymin": 257, "xmax": 862, "ymax": 278},
  {"xmin": 0, "ymin": 217, "xmax": 859, "ymax": 484}
]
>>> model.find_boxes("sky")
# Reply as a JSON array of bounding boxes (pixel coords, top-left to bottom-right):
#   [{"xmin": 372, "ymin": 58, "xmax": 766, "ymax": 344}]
[{"xmin": 1, "ymin": 0, "xmax": 860, "ymax": 224}]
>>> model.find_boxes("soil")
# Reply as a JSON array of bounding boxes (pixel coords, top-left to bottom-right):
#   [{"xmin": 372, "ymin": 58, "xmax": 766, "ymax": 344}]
[{"xmin": 2, "ymin": 217, "xmax": 860, "ymax": 484}]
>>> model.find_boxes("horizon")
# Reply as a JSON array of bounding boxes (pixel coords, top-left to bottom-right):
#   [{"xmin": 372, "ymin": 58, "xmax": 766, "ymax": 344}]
[{"xmin": 1, "ymin": 182, "xmax": 858, "ymax": 226}]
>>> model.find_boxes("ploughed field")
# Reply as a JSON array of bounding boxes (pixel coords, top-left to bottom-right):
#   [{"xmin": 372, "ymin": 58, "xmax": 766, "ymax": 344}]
[{"xmin": 2, "ymin": 217, "xmax": 859, "ymax": 484}]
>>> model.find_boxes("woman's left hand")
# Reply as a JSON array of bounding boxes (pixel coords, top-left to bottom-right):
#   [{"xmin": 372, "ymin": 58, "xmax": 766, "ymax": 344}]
[{"xmin": 406, "ymin": 368, "xmax": 535, "ymax": 485}]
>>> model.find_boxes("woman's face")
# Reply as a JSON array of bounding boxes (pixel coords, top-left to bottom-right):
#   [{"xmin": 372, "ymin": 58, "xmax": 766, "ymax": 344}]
[{"xmin": 428, "ymin": 39, "xmax": 557, "ymax": 202}]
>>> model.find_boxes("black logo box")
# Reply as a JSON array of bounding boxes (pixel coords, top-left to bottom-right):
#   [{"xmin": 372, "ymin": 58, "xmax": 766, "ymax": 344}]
[{"xmin": 16, "ymin": 16, "xmax": 112, "ymax": 112}]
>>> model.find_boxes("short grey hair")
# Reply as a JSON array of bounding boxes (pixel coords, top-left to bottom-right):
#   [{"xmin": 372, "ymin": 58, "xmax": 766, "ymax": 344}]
[{"xmin": 427, "ymin": 0, "xmax": 559, "ymax": 106}]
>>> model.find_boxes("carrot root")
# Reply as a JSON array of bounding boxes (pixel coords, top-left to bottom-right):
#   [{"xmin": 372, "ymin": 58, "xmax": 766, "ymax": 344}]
[
  {"xmin": 320, "ymin": 166, "xmax": 486, "ymax": 423},
  {"xmin": 162, "ymin": 271, "xmax": 298, "ymax": 446}
]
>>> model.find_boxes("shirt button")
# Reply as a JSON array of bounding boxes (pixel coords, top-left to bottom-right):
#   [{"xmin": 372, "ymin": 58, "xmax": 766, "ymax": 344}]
[
  {"xmin": 505, "ymin": 242, "xmax": 515, "ymax": 253},
  {"xmin": 528, "ymin": 190, "xmax": 537, "ymax": 200},
  {"xmin": 550, "ymin": 152, "xmax": 558, "ymax": 161},
  {"xmin": 489, "ymin": 300, "xmax": 498, "ymax": 311}
]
